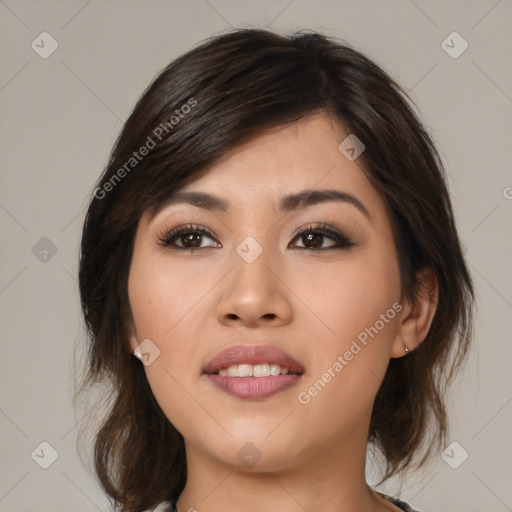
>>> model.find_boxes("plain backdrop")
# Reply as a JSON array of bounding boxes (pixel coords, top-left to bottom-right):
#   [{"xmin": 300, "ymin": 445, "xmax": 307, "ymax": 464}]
[{"xmin": 0, "ymin": 1, "xmax": 511, "ymax": 511}]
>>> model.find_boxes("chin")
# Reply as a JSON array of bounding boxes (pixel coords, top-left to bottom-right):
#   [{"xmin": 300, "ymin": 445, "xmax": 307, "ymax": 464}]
[{"xmin": 198, "ymin": 427, "xmax": 305, "ymax": 473}]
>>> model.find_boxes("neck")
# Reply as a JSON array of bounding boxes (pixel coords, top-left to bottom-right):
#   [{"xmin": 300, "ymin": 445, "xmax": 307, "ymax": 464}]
[{"xmin": 175, "ymin": 416, "xmax": 395, "ymax": 512}]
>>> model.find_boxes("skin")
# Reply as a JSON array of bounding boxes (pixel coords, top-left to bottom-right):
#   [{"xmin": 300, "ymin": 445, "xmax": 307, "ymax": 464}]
[{"xmin": 128, "ymin": 112, "xmax": 438, "ymax": 512}]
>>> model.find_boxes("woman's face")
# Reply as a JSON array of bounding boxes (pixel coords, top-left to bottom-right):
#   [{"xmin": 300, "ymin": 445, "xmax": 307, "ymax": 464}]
[{"xmin": 128, "ymin": 112, "xmax": 406, "ymax": 471}]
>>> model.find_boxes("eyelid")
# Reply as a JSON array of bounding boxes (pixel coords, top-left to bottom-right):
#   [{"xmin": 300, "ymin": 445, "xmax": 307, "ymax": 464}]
[{"xmin": 290, "ymin": 215, "xmax": 361, "ymax": 241}]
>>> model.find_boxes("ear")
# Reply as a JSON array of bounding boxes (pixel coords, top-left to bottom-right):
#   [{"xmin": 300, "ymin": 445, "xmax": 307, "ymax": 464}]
[{"xmin": 390, "ymin": 268, "xmax": 439, "ymax": 358}]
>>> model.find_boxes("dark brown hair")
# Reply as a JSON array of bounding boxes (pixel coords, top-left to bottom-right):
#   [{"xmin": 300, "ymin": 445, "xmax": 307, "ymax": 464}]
[{"xmin": 75, "ymin": 28, "xmax": 474, "ymax": 511}]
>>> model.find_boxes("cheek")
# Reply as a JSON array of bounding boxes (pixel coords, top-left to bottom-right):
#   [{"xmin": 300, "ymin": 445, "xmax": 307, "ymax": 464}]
[
  {"xmin": 128, "ymin": 252, "xmax": 216, "ymax": 341},
  {"xmin": 291, "ymin": 247, "xmax": 401, "ymax": 411},
  {"xmin": 295, "ymin": 247, "xmax": 401, "ymax": 348},
  {"xmin": 128, "ymin": 277, "xmax": 196, "ymax": 435},
  {"xmin": 128, "ymin": 255, "xmax": 221, "ymax": 431}
]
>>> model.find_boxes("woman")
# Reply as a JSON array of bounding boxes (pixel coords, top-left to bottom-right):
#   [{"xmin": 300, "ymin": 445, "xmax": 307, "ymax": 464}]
[{"xmin": 76, "ymin": 29, "xmax": 474, "ymax": 512}]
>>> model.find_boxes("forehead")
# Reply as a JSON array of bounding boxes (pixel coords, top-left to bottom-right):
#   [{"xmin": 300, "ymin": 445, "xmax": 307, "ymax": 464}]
[{"xmin": 171, "ymin": 113, "xmax": 384, "ymax": 217}]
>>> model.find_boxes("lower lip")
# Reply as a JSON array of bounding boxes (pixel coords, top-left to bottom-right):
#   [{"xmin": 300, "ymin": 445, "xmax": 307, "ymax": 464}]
[{"xmin": 206, "ymin": 374, "xmax": 302, "ymax": 399}]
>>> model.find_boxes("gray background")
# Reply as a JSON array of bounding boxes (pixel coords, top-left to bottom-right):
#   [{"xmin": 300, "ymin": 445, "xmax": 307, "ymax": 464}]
[{"xmin": 1, "ymin": 1, "xmax": 511, "ymax": 511}]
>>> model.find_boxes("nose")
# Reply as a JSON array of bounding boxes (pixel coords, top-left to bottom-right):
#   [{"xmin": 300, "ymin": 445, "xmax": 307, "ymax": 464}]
[{"xmin": 216, "ymin": 245, "xmax": 293, "ymax": 328}]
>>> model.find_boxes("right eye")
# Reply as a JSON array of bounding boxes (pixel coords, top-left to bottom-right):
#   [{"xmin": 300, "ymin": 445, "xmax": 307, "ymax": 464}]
[{"xmin": 157, "ymin": 224, "xmax": 222, "ymax": 251}]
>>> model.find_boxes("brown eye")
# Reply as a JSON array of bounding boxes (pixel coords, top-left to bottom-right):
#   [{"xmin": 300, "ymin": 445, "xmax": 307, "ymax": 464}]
[
  {"xmin": 298, "ymin": 231, "xmax": 335, "ymax": 249},
  {"xmin": 177, "ymin": 232, "xmax": 204, "ymax": 248},
  {"xmin": 158, "ymin": 224, "xmax": 221, "ymax": 250},
  {"xmin": 290, "ymin": 224, "xmax": 356, "ymax": 250}
]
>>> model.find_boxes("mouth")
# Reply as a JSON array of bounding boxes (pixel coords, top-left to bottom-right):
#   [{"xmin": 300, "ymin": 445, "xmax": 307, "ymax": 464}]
[{"xmin": 203, "ymin": 344, "xmax": 305, "ymax": 400}]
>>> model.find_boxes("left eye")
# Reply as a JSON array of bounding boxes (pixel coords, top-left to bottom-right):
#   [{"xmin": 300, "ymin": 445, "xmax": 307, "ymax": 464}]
[
  {"xmin": 292, "ymin": 231, "xmax": 338, "ymax": 249},
  {"xmin": 290, "ymin": 226, "xmax": 355, "ymax": 250}
]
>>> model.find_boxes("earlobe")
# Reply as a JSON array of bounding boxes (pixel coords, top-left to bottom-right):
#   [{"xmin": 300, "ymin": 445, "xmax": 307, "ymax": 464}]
[{"xmin": 391, "ymin": 269, "xmax": 439, "ymax": 358}]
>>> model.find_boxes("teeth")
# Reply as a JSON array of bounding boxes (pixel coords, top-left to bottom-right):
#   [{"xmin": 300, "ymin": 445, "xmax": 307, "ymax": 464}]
[
  {"xmin": 216, "ymin": 363, "xmax": 292, "ymax": 377},
  {"xmin": 270, "ymin": 364, "xmax": 281, "ymax": 376},
  {"xmin": 253, "ymin": 364, "xmax": 270, "ymax": 377},
  {"xmin": 238, "ymin": 364, "xmax": 253, "ymax": 377}
]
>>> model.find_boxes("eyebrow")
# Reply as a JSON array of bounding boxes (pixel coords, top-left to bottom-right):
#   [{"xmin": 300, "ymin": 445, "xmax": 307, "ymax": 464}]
[{"xmin": 151, "ymin": 189, "xmax": 371, "ymax": 222}]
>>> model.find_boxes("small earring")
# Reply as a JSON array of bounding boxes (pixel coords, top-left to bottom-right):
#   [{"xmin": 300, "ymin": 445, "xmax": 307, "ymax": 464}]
[{"xmin": 404, "ymin": 343, "xmax": 409, "ymax": 353}]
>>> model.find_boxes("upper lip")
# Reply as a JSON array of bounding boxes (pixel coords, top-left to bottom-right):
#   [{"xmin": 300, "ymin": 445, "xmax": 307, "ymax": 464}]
[{"xmin": 203, "ymin": 344, "xmax": 305, "ymax": 375}]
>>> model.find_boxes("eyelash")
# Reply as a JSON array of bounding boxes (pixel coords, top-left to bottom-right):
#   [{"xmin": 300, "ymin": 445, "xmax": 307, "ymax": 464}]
[{"xmin": 156, "ymin": 222, "xmax": 357, "ymax": 252}]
